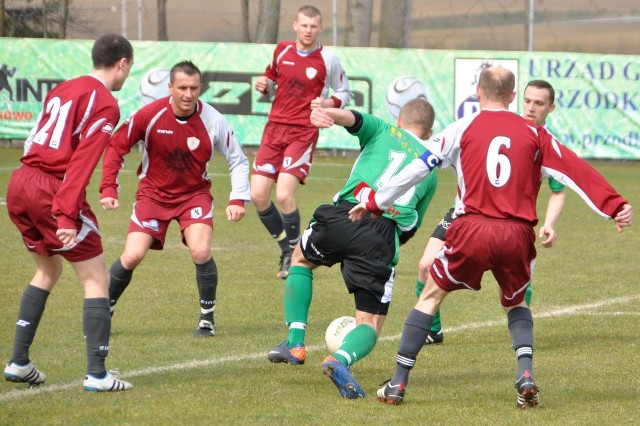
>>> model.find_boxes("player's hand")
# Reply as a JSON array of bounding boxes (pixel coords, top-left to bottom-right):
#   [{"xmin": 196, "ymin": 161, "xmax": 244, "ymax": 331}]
[
  {"xmin": 226, "ymin": 205, "xmax": 245, "ymax": 222},
  {"xmin": 538, "ymin": 225, "xmax": 557, "ymax": 248},
  {"xmin": 614, "ymin": 203, "xmax": 633, "ymax": 233},
  {"xmin": 99, "ymin": 197, "xmax": 119, "ymax": 211},
  {"xmin": 310, "ymin": 108, "xmax": 334, "ymax": 128},
  {"xmin": 56, "ymin": 228, "xmax": 77, "ymax": 247},
  {"xmin": 310, "ymin": 97, "xmax": 325, "ymax": 110},
  {"xmin": 254, "ymin": 76, "xmax": 269, "ymax": 93},
  {"xmin": 348, "ymin": 202, "xmax": 371, "ymax": 222}
]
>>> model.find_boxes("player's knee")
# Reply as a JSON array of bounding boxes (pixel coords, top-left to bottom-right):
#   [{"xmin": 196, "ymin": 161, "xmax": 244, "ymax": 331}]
[
  {"xmin": 190, "ymin": 249, "xmax": 212, "ymax": 265},
  {"xmin": 418, "ymin": 258, "xmax": 433, "ymax": 276},
  {"xmin": 120, "ymin": 252, "xmax": 145, "ymax": 270}
]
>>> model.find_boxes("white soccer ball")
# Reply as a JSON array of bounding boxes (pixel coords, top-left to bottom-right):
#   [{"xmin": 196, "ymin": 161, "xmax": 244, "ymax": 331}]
[
  {"xmin": 139, "ymin": 68, "xmax": 171, "ymax": 105},
  {"xmin": 385, "ymin": 76, "xmax": 430, "ymax": 120},
  {"xmin": 325, "ymin": 316, "xmax": 357, "ymax": 353}
]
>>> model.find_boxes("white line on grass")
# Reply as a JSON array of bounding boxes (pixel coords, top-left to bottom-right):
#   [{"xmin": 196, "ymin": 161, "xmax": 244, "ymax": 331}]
[{"xmin": 1, "ymin": 294, "xmax": 638, "ymax": 403}]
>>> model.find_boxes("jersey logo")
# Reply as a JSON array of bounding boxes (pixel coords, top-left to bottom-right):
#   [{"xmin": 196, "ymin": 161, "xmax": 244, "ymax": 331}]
[
  {"xmin": 187, "ymin": 136, "xmax": 200, "ymax": 150},
  {"xmin": 141, "ymin": 219, "xmax": 160, "ymax": 232},
  {"xmin": 306, "ymin": 67, "xmax": 318, "ymax": 80},
  {"xmin": 191, "ymin": 207, "xmax": 203, "ymax": 219}
]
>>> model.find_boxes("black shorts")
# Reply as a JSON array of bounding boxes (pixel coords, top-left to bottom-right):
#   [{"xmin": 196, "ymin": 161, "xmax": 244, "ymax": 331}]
[
  {"xmin": 300, "ymin": 202, "xmax": 397, "ymax": 315},
  {"xmin": 430, "ymin": 207, "xmax": 455, "ymax": 241}
]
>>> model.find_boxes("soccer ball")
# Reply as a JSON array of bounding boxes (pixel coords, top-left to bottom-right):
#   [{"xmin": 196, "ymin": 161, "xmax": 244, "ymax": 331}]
[
  {"xmin": 385, "ymin": 76, "xmax": 430, "ymax": 120},
  {"xmin": 324, "ymin": 316, "xmax": 357, "ymax": 353},
  {"xmin": 139, "ymin": 68, "xmax": 171, "ymax": 105}
]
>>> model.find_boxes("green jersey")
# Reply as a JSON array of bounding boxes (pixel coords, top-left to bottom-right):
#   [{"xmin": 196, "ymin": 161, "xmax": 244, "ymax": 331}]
[{"xmin": 333, "ymin": 112, "xmax": 438, "ymax": 232}]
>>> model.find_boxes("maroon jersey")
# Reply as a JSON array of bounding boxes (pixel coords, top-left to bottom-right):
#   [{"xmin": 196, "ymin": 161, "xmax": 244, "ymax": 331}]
[
  {"xmin": 100, "ymin": 97, "xmax": 250, "ymax": 206},
  {"xmin": 372, "ymin": 109, "xmax": 627, "ymax": 226},
  {"xmin": 21, "ymin": 75, "xmax": 120, "ymax": 229},
  {"xmin": 261, "ymin": 41, "xmax": 352, "ymax": 127}
]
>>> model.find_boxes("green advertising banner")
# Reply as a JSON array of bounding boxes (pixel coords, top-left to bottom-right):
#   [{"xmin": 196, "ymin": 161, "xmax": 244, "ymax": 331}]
[{"xmin": 0, "ymin": 38, "xmax": 638, "ymax": 159}]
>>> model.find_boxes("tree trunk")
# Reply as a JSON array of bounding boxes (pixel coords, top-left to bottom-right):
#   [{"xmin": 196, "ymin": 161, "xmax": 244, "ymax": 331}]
[
  {"xmin": 344, "ymin": 0, "xmax": 372, "ymax": 47},
  {"xmin": 256, "ymin": 0, "xmax": 280, "ymax": 43},
  {"xmin": 241, "ymin": 0, "xmax": 251, "ymax": 42},
  {"xmin": 379, "ymin": 0, "xmax": 412, "ymax": 48},
  {"xmin": 58, "ymin": 0, "xmax": 68, "ymax": 39},
  {"xmin": 0, "ymin": 0, "xmax": 5, "ymax": 37},
  {"xmin": 157, "ymin": 0, "xmax": 168, "ymax": 40}
]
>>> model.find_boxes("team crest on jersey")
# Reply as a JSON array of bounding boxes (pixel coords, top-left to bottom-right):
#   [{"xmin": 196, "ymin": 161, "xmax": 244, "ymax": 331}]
[
  {"xmin": 187, "ymin": 137, "xmax": 200, "ymax": 150},
  {"xmin": 306, "ymin": 67, "xmax": 317, "ymax": 79}
]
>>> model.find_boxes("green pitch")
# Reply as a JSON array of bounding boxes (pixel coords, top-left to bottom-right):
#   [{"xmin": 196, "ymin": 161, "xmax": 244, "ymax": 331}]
[{"xmin": 1, "ymin": 148, "xmax": 638, "ymax": 424}]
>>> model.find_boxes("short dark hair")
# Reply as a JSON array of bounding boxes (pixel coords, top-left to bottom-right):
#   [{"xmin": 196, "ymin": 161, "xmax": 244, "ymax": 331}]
[
  {"xmin": 298, "ymin": 5, "xmax": 322, "ymax": 21},
  {"xmin": 525, "ymin": 79, "xmax": 555, "ymax": 104},
  {"xmin": 170, "ymin": 60, "xmax": 201, "ymax": 83},
  {"xmin": 91, "ymin": 33, "xmax": 133, "ymax": 69}
]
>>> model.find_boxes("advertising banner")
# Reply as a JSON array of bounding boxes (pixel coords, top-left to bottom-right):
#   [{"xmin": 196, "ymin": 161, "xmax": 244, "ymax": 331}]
[{"xmin": 0, "ymin": 38, "xmax": 638, "ymax": 158}]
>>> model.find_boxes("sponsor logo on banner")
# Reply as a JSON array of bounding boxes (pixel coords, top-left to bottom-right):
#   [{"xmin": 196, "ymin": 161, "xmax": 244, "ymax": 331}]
[{"xmin": 454, "ymin": 58, "xmax": 519, "ymax": 119}]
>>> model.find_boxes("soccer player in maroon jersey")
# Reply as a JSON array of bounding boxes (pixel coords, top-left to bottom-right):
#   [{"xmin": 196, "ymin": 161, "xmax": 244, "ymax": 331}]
[
  {"xmin": 100, "ymin": 60, "xmax": 250, "ymax": 338},
  {"xmin": 251, "ymin": 5, "xmax": 352, "ymax": 279},
  {"xmin": 4, "ymin": 34, "xmax": 134, "ymax": 392},
  {"xmin": 349, "ymin": 66, "xmax": 633, "ymax": 408}
]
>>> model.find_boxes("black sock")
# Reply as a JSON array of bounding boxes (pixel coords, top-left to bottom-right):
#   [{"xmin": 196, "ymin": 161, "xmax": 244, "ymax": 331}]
[
  {"xmin": 257, "ymin": 202, "xmax": 290, "ymax": 253},
  {"xmin": 282, "ymin": 209, "xmax": 301, "ymax": 247},
  {"xmin": 391, "ymin": 309, "xmax": 433, "ymax": 386},
  {"xmin": 83, "ymin": 298, "xmax": 111, "ymax": 377},
  {"xmin": 11, "ymin": 285, "xmax": 49, "ymax": 364},
  {"xmin": 507, "ymin": 307, "xmax": 534, "ymax": 379},
  {"xmin": 109, "ymin": 258, "xmax": 133, "ymax": 308},
  {"xmin": 196, "ymin": 258, "xmax": 218, "ymax": 322}
]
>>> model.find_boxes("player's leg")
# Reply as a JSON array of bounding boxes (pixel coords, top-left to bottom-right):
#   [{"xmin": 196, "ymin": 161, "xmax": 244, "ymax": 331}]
[
  {"xmin": 109, "ymin": 198, "xmax": 166, "ymax": 315},
  {"xmin": 321, "ymin": 310, "xmax": 381, "ymax": 400},
  {"xmin": 183, "ymin": 221, "xmax": 217, "ymax": 337},
  {"xmin": 494, "ymin": 220, "xmax": 538, "ymax": 409},
  {"xmin": 417, "ymin": 236, "xmax": 445, "ymax": 344},
  {"xmin": 267, "ymin": 245, "xmax": 315, "ymax": 365},
  {"xmin": 378, "ymin": 275, "xmax": 449, "ymax": 404},
  {"xmin": 252, "ymin": 173, "xmax": 292, "ymax": 277},
  {"xmin": 4, "ymin": 253, "xmax": 61, "ymax": 385},
  {"xmin": 275, "ymin": 172, "xmax": 303, "ymax": 278},
  {"xmin": 108, "ymin": 231, "xmax": 153, "ymax": 314},
  {"xmin": 72, "ymin": 253, "xmax": 132, "ymax": 391}
]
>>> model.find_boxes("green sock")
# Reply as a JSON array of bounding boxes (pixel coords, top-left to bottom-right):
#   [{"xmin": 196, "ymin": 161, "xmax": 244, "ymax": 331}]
[
  {"xmin": 525, "ymin": 283, "xmax": 533, "ymax": 306},
  {"xmin": 415, "ymin": 279, "xmax": 425, "ymax": 298},
  {"xmin": 284, "ymin": 266, "xmax": 313, "ymax": 346},
  {"xmin": 333, "ymin": 324, "xmax": 378, "ymax": 367},
  {"xmin": 416, "ymin": 279, "xmax": 442, "ymax": 333},
  {"xmin": 430, "ymin": 310, "xmax": 442, "ymax": 333}
]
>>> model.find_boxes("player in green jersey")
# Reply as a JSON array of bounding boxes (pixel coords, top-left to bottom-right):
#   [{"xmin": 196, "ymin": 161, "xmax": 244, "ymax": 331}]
[{"xmin": 267, "ymin": 99, "xmax": 439, "ymax": 399}]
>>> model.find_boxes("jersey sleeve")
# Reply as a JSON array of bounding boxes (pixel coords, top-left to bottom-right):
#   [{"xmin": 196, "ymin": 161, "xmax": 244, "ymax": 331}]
[
  {"xmin": 99, "ymin": 113, "xmax": 146, "ymax": 200},
  {"xmin": 212, "ymin": 118, "xmax": 250, "ymax": 204},
  {"xmin": 321, "ymin": 49, "xmax": 352, "ymax": 108},
  {"xmin": 539, "ymin": 130, "xmax": 627, "ymax": 219},
  {"xmin": 52, "ymin": 101, "xmax": 120, "ymax": 229}
]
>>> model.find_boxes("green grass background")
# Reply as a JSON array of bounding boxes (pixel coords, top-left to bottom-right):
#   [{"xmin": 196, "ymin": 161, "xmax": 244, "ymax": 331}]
[{"xmin": 0, "ymin": 147, "xmax": 638, "ymax": 425}]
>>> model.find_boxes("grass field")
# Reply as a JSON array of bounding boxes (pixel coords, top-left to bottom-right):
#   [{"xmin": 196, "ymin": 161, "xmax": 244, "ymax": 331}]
[{"xmin": 0, "ymin": 147, "xmax": 638, "ymax": 425}]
